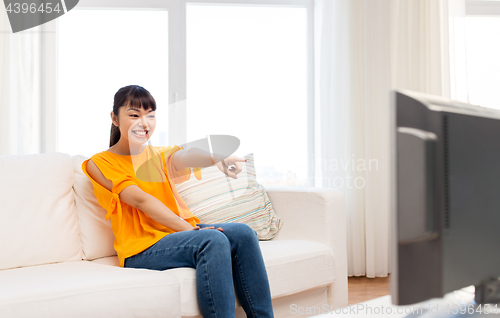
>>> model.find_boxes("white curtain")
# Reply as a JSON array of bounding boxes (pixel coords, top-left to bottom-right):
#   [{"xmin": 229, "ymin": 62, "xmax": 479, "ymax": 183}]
[
  {"xmin": 444, "ymin": 0, "xmax": 469, "ymax": 103},
  {"xmin": 314, "ymin": 0, "xmax": 467, "ymax": 277},
  {"xmin": 0, "ymin": 6, "xmax": 43, "ymax": 155}
]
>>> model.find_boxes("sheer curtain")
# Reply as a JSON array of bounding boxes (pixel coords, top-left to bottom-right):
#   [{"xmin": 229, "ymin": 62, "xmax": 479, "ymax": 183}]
[
  {"xmin": 445, "ymin": 0, "xmax": 469, "ymax": 103},
  {"xmin": 314, "ymin": 0, "xmax": 466, "ymax": 277},
  {"xmin": 0, "ymin": 6, "xmax": 44, "ymax": 155}
]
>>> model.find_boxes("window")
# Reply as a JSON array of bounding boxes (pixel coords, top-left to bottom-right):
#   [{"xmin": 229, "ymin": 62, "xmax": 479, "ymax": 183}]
[
  {"xmin": 186, "ymin": 4, "xmax": 308, "ymax": 186},
  {"xmin": 57, "ymin": 9, "xmax": 169, "ymax": 158},
  {"xmin": 57, "ymin": 0, "xmax": 313, "ymax": 187},
  {"xmin": 465, "ymin": 0, "xmax": 500, "ymax": 109}
]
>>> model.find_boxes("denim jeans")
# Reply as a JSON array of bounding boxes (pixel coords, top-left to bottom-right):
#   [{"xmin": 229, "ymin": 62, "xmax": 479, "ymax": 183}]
[{"xmin": 124, "ymin": 223, "xmax": 274, "ymax": 318}]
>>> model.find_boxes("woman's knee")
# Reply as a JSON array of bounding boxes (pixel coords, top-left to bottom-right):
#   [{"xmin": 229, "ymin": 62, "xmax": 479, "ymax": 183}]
[
  {"xmin": 199, "ymin": 229, "xmax": 231, "ymax": 249},
  {"xmin": 224, "ymin": 223, "xmax": 258, "ymax": 242},
  {"xmin": 235, "ymin": 223, "xmax": 257, "ymax": 236}
]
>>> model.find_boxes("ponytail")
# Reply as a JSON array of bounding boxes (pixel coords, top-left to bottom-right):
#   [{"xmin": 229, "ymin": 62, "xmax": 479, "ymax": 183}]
[{"xmin": 110, "ymin": 123, "xmax": 121, "ymax": 148}]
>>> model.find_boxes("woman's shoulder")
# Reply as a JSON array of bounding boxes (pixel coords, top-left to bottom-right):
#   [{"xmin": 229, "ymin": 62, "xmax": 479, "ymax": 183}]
[
  {"xmin": 103, "ymin": 145, "xmax": 129, "ymax": 156},
  {"xmin": 103, "ymin": 147, "xmax": 119, "ymax": 155},
  {"xmin": 86, "ymin": 151, "xmax": 129, "ymax": 180},
  {"xmin": 87, "ymin": 149, "xmax": 121, "ymax": 168},
  {"xmin": 90, "ymin": 145, "xmax": 174, "ymax": 160},
  {"xmin": 89, "ymin": 150, "xmax": 109, "ymax": 160}
]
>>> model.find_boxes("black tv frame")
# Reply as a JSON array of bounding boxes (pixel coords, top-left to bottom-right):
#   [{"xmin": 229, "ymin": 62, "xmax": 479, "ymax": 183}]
[{"xmin": 390, "ymin": 89, "xmax": 500, "ymax": 306}]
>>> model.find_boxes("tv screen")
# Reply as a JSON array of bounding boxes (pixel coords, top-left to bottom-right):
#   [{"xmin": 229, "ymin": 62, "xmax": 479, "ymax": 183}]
[{"xmin": 390, "ymin": 89, "xmax": 500, "ymax": 306}]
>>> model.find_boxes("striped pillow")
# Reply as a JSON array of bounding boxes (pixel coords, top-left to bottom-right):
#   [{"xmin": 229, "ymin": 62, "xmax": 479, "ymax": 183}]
[{"xmin": 175, "ymin": 153, "xmax": 283, "ymax": 240}]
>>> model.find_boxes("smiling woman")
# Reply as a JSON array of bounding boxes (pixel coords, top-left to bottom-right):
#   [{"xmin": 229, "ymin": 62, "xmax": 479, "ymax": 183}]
[
  {"xmin": 80, "ymin": 84, "xmax": 273, "ymax": 317},
  {"xmin": 107, "ymin": 85, "xmax": 157, "ymax": 156}
]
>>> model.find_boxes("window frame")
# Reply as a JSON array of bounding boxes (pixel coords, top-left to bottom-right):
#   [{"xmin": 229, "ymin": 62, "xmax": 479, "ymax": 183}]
[
  {"xmin": 42, "ymin": 19, "xmax": 58, "ymax": 153},
  {"xmin": 466, "ymin": 0, "xmax": 500, "ymax": 16},
  {"xmin": 57, "ymin": 0, "xmax": 315, "ymax": 186},
  {"xmin": 464, "ymin": 0, "xmax": 500, "ymax": 109}
]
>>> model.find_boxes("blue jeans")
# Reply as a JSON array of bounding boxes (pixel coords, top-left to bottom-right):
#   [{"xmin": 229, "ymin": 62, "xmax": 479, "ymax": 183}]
[{"xmin": 124, "ymin": 223, "xmax": 274, "ymax": 318}]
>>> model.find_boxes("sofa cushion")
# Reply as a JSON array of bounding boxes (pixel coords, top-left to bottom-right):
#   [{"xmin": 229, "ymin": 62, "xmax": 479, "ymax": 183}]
[
  {"xmin": 175, "ymin": 153, "xmax": 283, "ymax": 240},
  {"xmin": 0, "ymin": 261, "xmax": 181, "ymax": 318},
  {"xmin": 71, "ymin": 155, "xmax": 116, "ymax": 260},
  {"xmin": 259, "ymin": 240, "xmax": 335, "ymax": 297},
  {"xmin": 91, "ymin": 240, "xmax": 335, "ymax": 317},
  {"xmin": 0, "ymin": 153, "xmax": 82, "ymax": 270}
]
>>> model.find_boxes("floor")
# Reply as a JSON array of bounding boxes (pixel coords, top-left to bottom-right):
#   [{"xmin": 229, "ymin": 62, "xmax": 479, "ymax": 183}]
[{"xmin": 348, "ymin": 274, "xmax": 390, "ymax": 305}]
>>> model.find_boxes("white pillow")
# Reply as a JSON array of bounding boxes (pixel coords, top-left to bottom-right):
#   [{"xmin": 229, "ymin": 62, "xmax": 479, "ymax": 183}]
[
  {"xmin": 0, "ymin": 153, "xmax": 83, "ymax": 270},
  {"xmin": 175, "ymin": 153, "xmax": 283, "ymax": 240},
  {"xmin": 72, "ymin": 155, "xmax": 116, "ymax": 260}
]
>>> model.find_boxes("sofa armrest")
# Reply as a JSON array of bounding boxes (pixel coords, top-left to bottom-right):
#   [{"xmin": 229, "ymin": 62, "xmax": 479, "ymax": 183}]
[{"xmin": 265, "ymin": 186, "xmax": 348, "ymax": 308}]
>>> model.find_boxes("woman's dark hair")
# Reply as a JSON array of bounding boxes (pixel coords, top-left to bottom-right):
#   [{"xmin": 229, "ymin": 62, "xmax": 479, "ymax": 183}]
[{"xmin": 110, "ymin": 85, "xmax": 157, "ymax": 148}]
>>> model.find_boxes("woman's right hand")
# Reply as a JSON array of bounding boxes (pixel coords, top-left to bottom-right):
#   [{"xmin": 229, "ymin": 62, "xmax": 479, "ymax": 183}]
[{"xmin": 192, "ymin": 225, "xmax": 223, "ymax": 232}]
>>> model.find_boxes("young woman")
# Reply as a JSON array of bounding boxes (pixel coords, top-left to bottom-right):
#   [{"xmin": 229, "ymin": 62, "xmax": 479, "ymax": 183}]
[{"xmin": 81, "ymin": 85, "xmax": 274, "ymax": 317}]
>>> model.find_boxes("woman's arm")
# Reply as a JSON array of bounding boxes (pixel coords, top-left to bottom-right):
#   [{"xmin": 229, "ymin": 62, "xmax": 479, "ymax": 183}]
[
  {"xmin": 172, "ymin": 147, "xmax": 246, "ymax": 179},
  {"xmin": 88, "ymin": 159, "xmax": 194, "ymax": 231},
  {"xmin": 172, "ymin": 147, "xmax": 225, "ymax": 171},
  {"xmin": 137, "ymin": 192, "xmax": 194, "ymax": 232}
]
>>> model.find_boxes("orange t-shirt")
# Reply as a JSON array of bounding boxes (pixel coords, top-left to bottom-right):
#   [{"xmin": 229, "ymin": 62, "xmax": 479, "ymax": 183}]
[{"xmin": 81, "ymin": 144, "xmax": 202, "ymax": 267}]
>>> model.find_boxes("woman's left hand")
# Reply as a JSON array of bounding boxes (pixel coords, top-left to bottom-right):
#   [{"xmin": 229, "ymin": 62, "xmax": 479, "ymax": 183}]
[{"xmin": 216, "ymin": 155, "xmax": 246, "ymax": 179}]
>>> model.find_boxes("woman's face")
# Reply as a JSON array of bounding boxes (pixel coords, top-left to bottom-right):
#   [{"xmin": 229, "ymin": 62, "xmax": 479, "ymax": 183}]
[{"xmin": 112, "ymin": 104, "xmax": 156, "ymax": 148}]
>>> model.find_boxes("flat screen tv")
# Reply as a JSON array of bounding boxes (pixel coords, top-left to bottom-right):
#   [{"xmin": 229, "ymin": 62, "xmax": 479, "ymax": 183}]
[{"xmin": 390, "ymin": 89, "xmax": 500, "ymax": 306}]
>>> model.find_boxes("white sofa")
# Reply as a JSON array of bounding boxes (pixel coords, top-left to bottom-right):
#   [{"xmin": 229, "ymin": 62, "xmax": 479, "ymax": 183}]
[{"xmin": 0, "ymin": 152, "xmax": 348, "ymax": 318}]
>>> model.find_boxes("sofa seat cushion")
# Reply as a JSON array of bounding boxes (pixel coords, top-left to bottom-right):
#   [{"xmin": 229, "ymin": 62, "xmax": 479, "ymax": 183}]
[
  {"xmin": 258, "ymin": 240, "xmax": 335, "ymax": 297},
  {"xmin": 0, "ymin": 261, "xmax": 181, "ymax": 318},
  {"xmin": 92, "ymin": 240, "xmax": 335, "ymax": 317}
]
